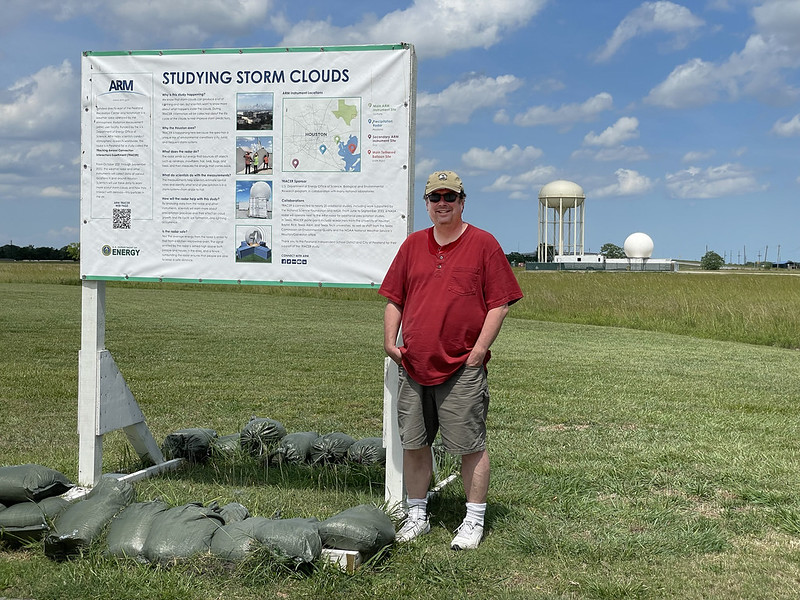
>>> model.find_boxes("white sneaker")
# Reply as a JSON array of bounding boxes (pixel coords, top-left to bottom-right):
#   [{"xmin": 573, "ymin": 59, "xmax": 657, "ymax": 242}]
[
  {"xmin": 450, "ymin": 520, "xmax": 484, "ymax": 550},
  {"xmin": 396, "ymin": 516, "xmax": 430, "ymax": 542}
]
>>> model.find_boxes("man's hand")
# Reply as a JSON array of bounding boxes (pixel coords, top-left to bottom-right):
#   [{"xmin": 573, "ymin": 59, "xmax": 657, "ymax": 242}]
[{"xmin": 385, "ymin": 345, "xmax": 403, "ymax": 365}]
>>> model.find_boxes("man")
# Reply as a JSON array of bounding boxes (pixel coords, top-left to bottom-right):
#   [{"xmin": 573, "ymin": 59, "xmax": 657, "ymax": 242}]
[{"xmin": 379, "ymin": 170, "xmax": 523, "ymax": 550}]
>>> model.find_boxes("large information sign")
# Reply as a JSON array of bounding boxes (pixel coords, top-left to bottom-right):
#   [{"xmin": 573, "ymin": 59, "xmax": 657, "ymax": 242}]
[{"xmin": 80, "ymin": 44, "xmax": 415, "ymax": 287}]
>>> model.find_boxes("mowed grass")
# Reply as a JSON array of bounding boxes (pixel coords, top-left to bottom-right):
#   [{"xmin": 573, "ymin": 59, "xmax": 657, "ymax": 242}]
[{"xmin": 2, "ymin": 262, "xmax": 800, "ymax": 599}]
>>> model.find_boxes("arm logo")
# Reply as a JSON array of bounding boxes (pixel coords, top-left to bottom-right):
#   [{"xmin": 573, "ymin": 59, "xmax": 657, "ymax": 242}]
[{"xmin": 109, "ymin": 80, "xmax": 133, "ymax": 92}]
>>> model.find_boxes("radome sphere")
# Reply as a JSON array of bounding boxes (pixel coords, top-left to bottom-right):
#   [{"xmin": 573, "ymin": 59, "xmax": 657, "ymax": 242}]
[{"xmin": 624, "ymin": 232, "xmax": 654, "ymax": 258}]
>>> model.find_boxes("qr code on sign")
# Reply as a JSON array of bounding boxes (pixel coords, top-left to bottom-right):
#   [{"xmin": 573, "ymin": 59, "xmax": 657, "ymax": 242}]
[{"xmin": 113, "ymin": 208, "xmax": 131, "ymax": 229}]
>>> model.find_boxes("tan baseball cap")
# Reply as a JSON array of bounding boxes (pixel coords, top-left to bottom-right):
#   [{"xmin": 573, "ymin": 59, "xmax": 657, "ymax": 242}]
[{"xmin": 425, "ymin": 170, "xmax": 464, "ymax": 196}]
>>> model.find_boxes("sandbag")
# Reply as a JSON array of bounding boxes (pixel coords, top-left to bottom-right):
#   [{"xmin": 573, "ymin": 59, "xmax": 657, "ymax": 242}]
[
  {"xmin": 270, "ymin": 431, "xmax": 319, "ymax": 464},
  {"xmin": 0, "ymin": 496, "xmax": 71, "ymax": 545},
  {"xmin": 210, "ymin": 433, "xmax": 241, "ymax": 459},
  {"xmin": 210, "ymin": 517, "xmax": 321, "ymax": 565},
  {"xmin": 142, "ymin": 502, "xmax": 225, "ymax": 563},
  {"xmin": 0, "ymin": 464, "xmax": 74, "ymax": 504},
  {"xmin": 45, "ymin": 477, "xmax": 135, "ymax": 559},
  {"xmin": 240, "ymin": 417, "xmax": 287, "ymax": 457},
  {"xmin": 219, "ymin": 502, "xmax": 250, "ymax": 524},
  {"xmin": 105, "ymin": 500, "xmax": 169, "ymax": 561},
  {"xmin": 347, "ymin": 437, "xmax": 386, "ymax": 465},
  {"xmin": 162, "ymin": 428, "xmax": 218, "ymax": 463},
  {"xmin": 318, "ymin": 504, "xmax": 395, "ymax": 557},
  {"xmin": 309, "ymin": 433, "xmax": 356, "ymax": 465}
]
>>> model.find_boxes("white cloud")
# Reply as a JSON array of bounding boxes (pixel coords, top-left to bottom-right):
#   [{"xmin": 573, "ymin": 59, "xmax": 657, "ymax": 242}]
[
  {"xmin": 665, "ymin": 163, "xmax": 765, "ymax": 198},
  {"xmin": 416, "ymin": 74, "xmax": 522, "ymax": 131},
  {"xmin": 493, "ymin": 109, "xmax": 511, "ymax": 124},
  {"xmin": 644, "ymin": 57, "xmax": 720, "ymax": 108},
  {"xmin": 572, "ymin": 146, "xmax": 650, "ymax": 162},
  {"xmin": 594, "ymin": 1, "xmax": 704, "ymax": 62},
  {"xmin": 583, "ymin": 117, "xmax": 640, "ymax": 147},
  {"xmin": 753, "ymin": 0, "xmax": 800, "ymax": 51},
  {"xmin": 483, "ymin": 165, "xmax": 559, "ymax": 197},
  {"xmin": 646, "ymin": 1, "xmax": 800, "ymax": 108},
  {"xmin": 278, "ymin": 0, "xmax": 548, "ymax": 59},
  {"xmin": 41, "ymin": 185, "xmax": 75, "ymax": 198},
  {"xmin": 592, "ymin": 168, "xmax": 654, "ymax": 197},
  {"xmin": 461, "ymin": 145, "xmax": 543, "ymax": 171},
  {"xmin": 415, "ymin": 158, "xmax": 439, "ymax": 177},
  {"xmin": 532, "ymin": 78, "xmax": 566, "ymax": 93},
  {"xmin": 97, "ymin": 1, "xmax": 272, "ymax": 47},
  {"xmin": 682, "ymin": 149, "xmax": 716, "ymax": 163},
  {"xmin": 0, "ymin": 60, "xmax": 78, "ymax": 140},
  {"xmin": 771, "ymin": 114, "xmax": 800, "ymax": 136},
  {"xmin": 513, "ymin": 93, "xmax": 614, "ymax": 127}
]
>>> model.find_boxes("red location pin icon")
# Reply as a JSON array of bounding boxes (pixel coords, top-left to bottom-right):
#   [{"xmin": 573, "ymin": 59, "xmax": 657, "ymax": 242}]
[
  {"xmin": 348, "ymin": 143, "xmax": 357, "ymax": 154},
  {"xmin": 291, "ymin": 158, "xmax": 299, "ymax": 168}
]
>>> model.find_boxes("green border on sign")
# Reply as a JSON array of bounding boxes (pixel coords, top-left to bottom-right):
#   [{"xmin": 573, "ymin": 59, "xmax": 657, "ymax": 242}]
[
  {"xmin": 82, "ymin": 275, "xmax": 378, "ymax": 288},
  {"xmin": 83, "ymin": 44, "xmax": 409, "ymax": 57}
]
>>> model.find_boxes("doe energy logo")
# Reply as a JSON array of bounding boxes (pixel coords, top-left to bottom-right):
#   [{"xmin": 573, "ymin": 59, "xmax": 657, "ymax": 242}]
[{"xmin": 101, "ymin": 244, "xmax": 141, "ymax": 257}]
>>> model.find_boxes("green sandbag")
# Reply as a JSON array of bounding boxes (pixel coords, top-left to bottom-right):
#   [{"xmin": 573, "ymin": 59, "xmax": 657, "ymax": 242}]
[
  {"xmin": 240, "ymin": 417, "xmax": 287, "ymax": 457},
  {"xmin": 210, "ymin": 517, "xmax": 321, "ymax": 564},
  {"xmin": 162, "ymin": 428, "xmax": 218, "ymax": 463},
  {"xmin": 142, "ymin": 502, "xmax": 225, "ymax": 563},
  {"xmin": 219, "ymin": 502, "xmax": 250, "ymax": 524},
  {"xmin": 347, "ymin": 437, "xmax": 386, "ymax": 465},
  {"xmin": 318, "ymin": 504, "xmax": 395, "ymax": 557},
  {"xmin": 270, "ymin": 431, "xmax": 319, "ymax": 464},
  {"xmin": 309, "ymin": 433, "xmax": 356, "ymax": 465},
  {"xmin": 0, "ymin": 496, "xmax": 71, "ymax": 545},
  {"xmin": 105, "ymin": 500, "xmax": 169, "ymax": 561},
  {"xmin": 45, "ymin": 477, "xmax": 135, "ymax": 559},
  {"xmin": 210, "ymin": 433, "xmax": 241, "ymax": 459},
  {"xmin": 0, "ymin": 464, "xmax": 74, "ymax": 504}
]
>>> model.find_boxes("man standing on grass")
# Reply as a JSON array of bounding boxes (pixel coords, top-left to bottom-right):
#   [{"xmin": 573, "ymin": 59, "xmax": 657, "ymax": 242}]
[{"xmin": 379, "ymin": 170, "xmax": 523, "ymax": 550}]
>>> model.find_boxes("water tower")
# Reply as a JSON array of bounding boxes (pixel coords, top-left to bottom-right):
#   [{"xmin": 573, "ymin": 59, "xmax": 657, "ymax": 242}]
[{"xmin": 538, "ymin": 180, "xmax": 585, "ymax": 262}]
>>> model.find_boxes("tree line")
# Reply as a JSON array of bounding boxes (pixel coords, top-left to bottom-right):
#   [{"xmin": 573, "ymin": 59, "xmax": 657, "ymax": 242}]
[{"xmin": 0, "ymin": 243, "xmax": 79, "ymax": 261}]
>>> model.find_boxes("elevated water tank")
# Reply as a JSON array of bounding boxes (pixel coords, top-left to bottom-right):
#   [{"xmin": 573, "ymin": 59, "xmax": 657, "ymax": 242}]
[{"xmin": 538, "ymin": 180, "xmax": 585, "ymax": 209}]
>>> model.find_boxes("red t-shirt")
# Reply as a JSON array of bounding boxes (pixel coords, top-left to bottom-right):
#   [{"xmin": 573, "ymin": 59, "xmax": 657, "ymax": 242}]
[{"xmin": 379, "ymin": 225, "xmax": 523, "ymax": 385}]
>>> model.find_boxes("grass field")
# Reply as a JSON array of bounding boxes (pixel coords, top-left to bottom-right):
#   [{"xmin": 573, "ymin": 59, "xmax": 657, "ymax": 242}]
[{"xmin": 2, "ymin": 262, "xmax": 800, "ymax": 599}]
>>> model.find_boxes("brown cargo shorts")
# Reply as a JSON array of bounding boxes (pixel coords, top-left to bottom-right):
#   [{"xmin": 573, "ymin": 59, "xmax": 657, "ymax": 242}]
[{"xmin": 397, "ymin": 364, "xmax": 489, "ymax": 456}]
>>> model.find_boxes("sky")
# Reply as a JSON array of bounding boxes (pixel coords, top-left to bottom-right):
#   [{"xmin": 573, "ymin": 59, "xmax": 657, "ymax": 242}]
[{"xmin": 1, "ymin": 0, "xmax": 798, "ymax": 262}]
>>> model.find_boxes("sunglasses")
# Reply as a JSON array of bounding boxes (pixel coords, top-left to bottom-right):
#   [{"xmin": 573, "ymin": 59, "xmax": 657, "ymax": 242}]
[{"xmin": 425, "ymin": 191, "xmax": 460, "ymax": 203}]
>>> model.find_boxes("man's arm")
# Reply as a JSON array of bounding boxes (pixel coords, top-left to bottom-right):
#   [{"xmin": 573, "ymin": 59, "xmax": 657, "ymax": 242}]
[
  {"xmin": 383, "ymin": 300, "xmax": 404, "ymax": 365},
  {"xmin": 465, "ymin": 303, "xmax": 510, "ymax": 367}
]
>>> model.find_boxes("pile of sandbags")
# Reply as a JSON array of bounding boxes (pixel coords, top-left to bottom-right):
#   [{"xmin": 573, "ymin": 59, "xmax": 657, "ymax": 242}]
[
  {"xmin": 162, "ymin": 416, "xmax": 386, "ymax": 467},
  {"xmin": 0, "ymin": 464, "xmax": 75, "ymax": 545}
]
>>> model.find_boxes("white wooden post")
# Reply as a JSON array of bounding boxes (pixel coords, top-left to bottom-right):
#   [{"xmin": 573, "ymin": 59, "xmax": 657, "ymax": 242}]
[
  {"xmin": 77, "ymin": 280, "xmax": 174, "ymax": 487},
  {"xmin": 77, "ymin": 280, "xmax": 105, "ymax": 485},
  {"xmin": 383, "ymin": 356, "xmax": 404, "ymax": 515}
]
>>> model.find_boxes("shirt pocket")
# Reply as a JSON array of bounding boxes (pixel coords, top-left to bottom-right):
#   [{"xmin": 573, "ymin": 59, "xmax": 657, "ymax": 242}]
[{"xmin": 447, "ymin": 267, "xmax": 479, "ymax": 296}]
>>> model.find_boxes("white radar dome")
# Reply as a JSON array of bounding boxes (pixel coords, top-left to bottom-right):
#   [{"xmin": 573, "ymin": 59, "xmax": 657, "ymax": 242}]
[
  {"xmin": 624, "ymin": 232, "xmax": 654, "ymax": 258},
  {"xmin": 538, "ymin": 180, "xmax": 585, "ymax": 209},
  {"xmin": 250, "ymin": 181, "xmax": 271, "ymax": 201}
]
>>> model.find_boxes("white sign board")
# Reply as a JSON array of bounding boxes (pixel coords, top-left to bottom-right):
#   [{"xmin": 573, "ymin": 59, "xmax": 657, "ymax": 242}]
[{"xmin": 80, "ymin": 44, "xmax": 415, "ymax": 287}]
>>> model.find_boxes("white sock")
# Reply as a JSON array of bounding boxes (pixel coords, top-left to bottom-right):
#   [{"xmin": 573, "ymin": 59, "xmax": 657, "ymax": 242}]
[
  {"xmin": 406, "ymin": 497, "xmax": 428, "ymax": 521},
  {"xmin": 465, "ymin": 502, "xmax": 486, "ymax": 526}
]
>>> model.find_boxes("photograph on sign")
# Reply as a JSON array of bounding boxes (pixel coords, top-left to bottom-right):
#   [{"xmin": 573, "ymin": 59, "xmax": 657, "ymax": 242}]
[{"xmin": 80, "ymin": 45, "xmax": 415, "ymax": 287}]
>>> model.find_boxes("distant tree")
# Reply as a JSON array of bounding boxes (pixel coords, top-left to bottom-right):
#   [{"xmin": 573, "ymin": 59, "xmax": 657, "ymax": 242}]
[
  {"xmin": 701, "ymin": 250, "xmax": 724, "ymax": 270},
  {"xmin": 505, "ymin": 251, "xmax": 536, "ymax": 266},
  {"xmin": 600, "ymin": 243, "xmax": 626, "ymax": 259},
  {"xmin": 65, "ymin": 242, "xmax": 80, "ymax": 261}
]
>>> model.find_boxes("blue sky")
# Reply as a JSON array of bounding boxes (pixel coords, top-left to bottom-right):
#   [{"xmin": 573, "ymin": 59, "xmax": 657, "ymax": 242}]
[{"xmin": 1, "ymin": 0, "xmax": 798, "ymax": 262}]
